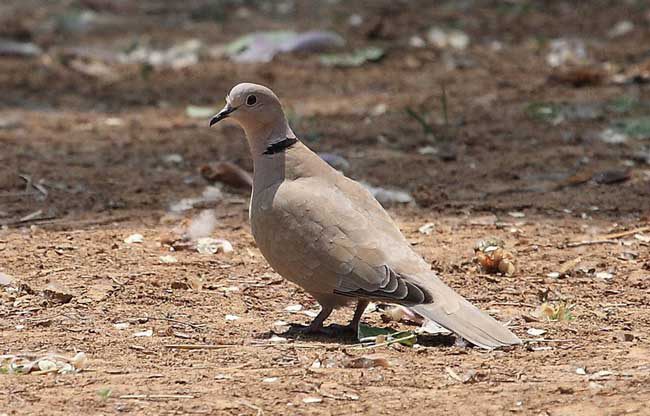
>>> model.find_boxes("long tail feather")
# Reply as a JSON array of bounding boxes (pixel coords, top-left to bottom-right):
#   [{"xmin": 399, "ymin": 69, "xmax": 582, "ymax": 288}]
[{"xmin": 412, "ymin": 287, "xmax": 521, "ymax": 350}]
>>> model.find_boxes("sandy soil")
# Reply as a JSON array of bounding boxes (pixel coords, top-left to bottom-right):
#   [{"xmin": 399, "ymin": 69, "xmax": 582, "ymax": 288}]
[{"xmin": 1, "ymin": 1, "xmax": 649, "ymax": 415}]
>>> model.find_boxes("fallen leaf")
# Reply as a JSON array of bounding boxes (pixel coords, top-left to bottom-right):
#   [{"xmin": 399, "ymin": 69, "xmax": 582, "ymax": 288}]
[
  {"xmin": 320, "ymin": 47, "xmax": 384, "ymax": 67},
  {"xmin": 0, "ymin": 272, "xmax": 14, "ymax": 286},
  {"xmin": 614, "ymin": 57, "xmax": 650, "ymax": 84},
  {"xmin": 427, "ymin": 27, "xmax": 470, "ymax": 50},
  {"xmin": 613, "ymin": 331, "xmax": 635, "ymax": 342},
  {"xmin": 634, "ymin": 234, "xmax": 650, "ymax": 243},
  {"xmin": 196, "ymin": 238, "xmax": 233, "ymax": 254},
  {"xmin": 527, "ymin": 328, "xmax": 547, "ymax": 336},
  {"xmin": 618, "ymin": 251, "xmax": 638, "ymax": 260},
  {"xmin": 533, "ymin": 302, "xmax": 574, "ymax": 322},
  {"xmin": 37, "ymin": 360, "xmax": 57, "ymax": 372},
  {"xmin": 269, "ymin": 335, "xmax": 287, "ymax": 343},
  {"xmin": 187, "ymin": 276, "xmax": 202, "ymax": 290},
  {"xmin": 124, "ymin": 233, "xmax": 144, "ymax": 244},
  {"xmin": 589, "ymin": 370, "xmax": 613, "ymax": 381},
  {"xmin": 186, "ymin": 105, "xmax": 216, "ymax": 119},
  {"xmin": 418, "ymin": 222, "xmax": 435, "ymax": 235},
  {"xmin": 598, "ymin": 128, "xmax": 629, "ymax": 144},
  {"xmin": 302, "ymin": 396, "xmax": 323, "ymax": 404},
  {"xmin": 84, "ymin": 283, "xmax": 112, "ymax": 302},
  {"xmin": 0, "ymin": 40, "xmax": 42, "ymax": 57},
  {"xmin": 558, "ymin": 257, "xmax": 582, "ymax": 277},
  {"xmin": 67, "ymin": 58, "xmax": 119, "ymax": 81},
  {"xmin": 200, "ymin": 162, "xmax": 253, "ymax": 189},
  {"xmin": 343, "ymin": 354, "xmax": 390, "ymax": 369},
  {"xmin": 549, "ymin": 67, "xmax": 605, "ymax": 87},
  {"xmin": 595, "ymin": 271, "xmax": 614, "ymax": 280},
  {"xmin": 546, "ymin": 38, "xmax": 589, "ymax": 68},
  {"xmin": 445, "ymin": 367, "xmax": 478, "ymax": 383},
  {"xmin": 379, "ymin": 305, "xmax": 423, "ymax": 324},
  {"xmin": 468, "ymin": 215, "xmax": 497, "ymax": 226},
  {"xmin": 171, "ymin": 281, "xmax": 190, "ymax": 290},
  {"xmin": 592, "ymin": 170, "xmax": 630, "ymax": 185},
  {"xmin": 612, "ymin": 117, "xmax": 650, "ymax": 140},
  {"xmin": 530, "ymin": 346, "xmax": 554, "ymax": 351},
  {"xmin": 302, "ymin": 309, "xmax": 319, "ymax": 318},
  {"xmin": 608, "ymin": 20, "xmax": 634, "ymax": 38},
  {"xmin": 358, "ymin": 324, "xmax": 416, "ymax": 347},
  {"xmin": 227, "ymin": 31, "xmax": 344, "ymax": 63},
  {"xmin": 159, "ymin": 255, "xmax": 178, "ymax": 264},
  {"xmin": 362, "ymin": 182, "xmax": 413, "ymax": 206},
  {"xmin": 284, "ymin": 304, "xmax": 303, "ymax": 312},
  {"xmin": 162, "ymin": 153, "xmax": 183, "ymax": 164},
  {"xmin": 42, "ymin": 283, "xmax": 74, "ymax": 304}
]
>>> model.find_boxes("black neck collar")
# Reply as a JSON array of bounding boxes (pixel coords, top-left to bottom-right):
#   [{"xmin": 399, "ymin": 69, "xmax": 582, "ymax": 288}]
[{"xmin": 263, "ymin": 137, "xmax": 298, "ymax": 155}]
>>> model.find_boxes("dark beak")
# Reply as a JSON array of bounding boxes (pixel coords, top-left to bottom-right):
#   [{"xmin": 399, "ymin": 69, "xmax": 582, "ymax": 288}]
[{"xmin": 209, "ymin": 104, "xmax": 235, "ymax": 126}]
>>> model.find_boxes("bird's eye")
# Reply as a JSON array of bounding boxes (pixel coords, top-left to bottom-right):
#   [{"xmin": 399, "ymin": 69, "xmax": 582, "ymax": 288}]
[{"xmin": 246, "ymin": 95, "xmax": 257, "ymax": 106}]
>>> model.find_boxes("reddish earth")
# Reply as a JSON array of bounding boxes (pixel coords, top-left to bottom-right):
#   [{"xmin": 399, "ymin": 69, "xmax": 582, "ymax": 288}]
[{"xmin": 1, "ymin": 1, "xmax": 649, "ymax": 415}]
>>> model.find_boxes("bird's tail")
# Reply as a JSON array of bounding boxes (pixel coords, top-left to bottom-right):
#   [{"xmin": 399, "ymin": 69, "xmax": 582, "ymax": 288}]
[{"xmin": 411, "ymin": 282, "xmax": 521, "ymax": 350}]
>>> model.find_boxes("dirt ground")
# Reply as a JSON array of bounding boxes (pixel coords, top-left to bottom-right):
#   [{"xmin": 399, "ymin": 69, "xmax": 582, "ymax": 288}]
[{"xmin": 1, "ymin": 1, "xmax": 649, "ymax": 415}]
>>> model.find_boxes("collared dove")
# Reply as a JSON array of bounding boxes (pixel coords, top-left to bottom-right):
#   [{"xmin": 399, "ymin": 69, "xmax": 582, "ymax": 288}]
[{"xmin": 210, "ymin": 83, "xmax": 521, "ymax": 349}]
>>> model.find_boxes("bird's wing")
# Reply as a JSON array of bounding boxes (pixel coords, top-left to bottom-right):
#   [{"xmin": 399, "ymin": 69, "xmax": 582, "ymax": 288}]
[
  {"xmin": 267, "ymin": 174, "xmax": 433, "ymax": 304},
  {"xmin": 259, "ymin": 148, "xmax": 520, "ymax": 349}
]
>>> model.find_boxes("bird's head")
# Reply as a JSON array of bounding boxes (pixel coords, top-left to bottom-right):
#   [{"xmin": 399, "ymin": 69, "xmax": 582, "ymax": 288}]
[{"xmin": 210, "ymin": 83, "xmax": 286, "ymax": 135}]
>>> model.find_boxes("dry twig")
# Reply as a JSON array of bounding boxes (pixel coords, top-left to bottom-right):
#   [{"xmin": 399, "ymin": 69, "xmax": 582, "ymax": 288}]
[
  {"xmin": 599, "ymin": 226, "xmax": 649, "ymax": 240},
  {"xmin": 564, "ymin": 240, "xmax": 618, "ymax": 248},
  {"xmin": 133, "ymin": 316, "xmax": 207, "ymax": 329},
  {"xmin": 119, "ymin": 394, "xmax": 195, "ymax": 400},
  {"xmin": 164, "ymin": 344, "xmax": 234, "ymax": 350}
]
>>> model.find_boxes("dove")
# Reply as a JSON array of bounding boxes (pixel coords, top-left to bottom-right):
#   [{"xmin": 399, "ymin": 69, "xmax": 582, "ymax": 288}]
[{"xmin": 210, "ymin": 83, "xmax": 521, "ymax": 349}]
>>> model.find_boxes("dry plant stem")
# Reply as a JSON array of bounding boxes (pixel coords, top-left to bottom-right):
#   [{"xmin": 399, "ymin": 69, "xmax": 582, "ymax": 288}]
[
  {"xmin": 240, "ymin": 401, "xmax": 264, "ymax": 416},
  {"xmin": 119, "ymin": 394, "xmax": 195, "ymax": 400},
  {"xmin": 564, "ymin": 240, "xmax": 618, "ymax": 248},
  {"xmin": 489, "ymin": 302, "xmax": 535, "ymax": 308},
  {"xmin": 1, "ymin": 215, "xmax": 57, "ymax": 226},
  {"xmin": 132, "ymin": 316, "xmax": 207, "ymax": 329},
  {"xmin": 599, "ymin": 226, "xmax": 649, "ymax": 239},
  {"xmin": 164, "ymin": 344, "xmax": 235, "ymax": 350},
  {"xmin": 353, "ymin": 334, "xmax": 417, "ymax": 350}
]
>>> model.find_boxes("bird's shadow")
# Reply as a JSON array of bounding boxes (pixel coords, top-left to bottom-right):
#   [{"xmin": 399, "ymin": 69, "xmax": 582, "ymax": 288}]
[
  {"xmin": 259, "ymin": 323, "xmax": 459, "ymax": 348},
  {"xmin": 278, "ymin": 324, "xmax": 359, "ymax": 345},
  {"xmin": 414, "ymin": 334, "xmax": 458, "ymax": 348}
]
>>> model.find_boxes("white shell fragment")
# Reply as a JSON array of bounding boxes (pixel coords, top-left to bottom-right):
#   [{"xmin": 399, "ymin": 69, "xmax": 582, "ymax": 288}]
[
  {"xmin": 527, "ymin": 328, "xmax": 547, "ymax": 337},
  {"xmin": 124, "ymin": 233, "xmax": 144, "ymax": 244},
  {"xmin": 284, "ymin": 304, "xmax": 303, "ymax": 312},
  {"xmin": 196, "ymin": 238, "xmax": 233, "ymax": 254}
]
